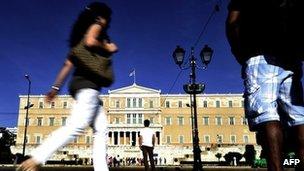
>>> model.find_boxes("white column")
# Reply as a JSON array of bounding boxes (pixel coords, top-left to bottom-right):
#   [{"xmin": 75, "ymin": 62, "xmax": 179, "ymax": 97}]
[
  {"xmin": 111, "ymin": 131, "xmax": 115, "ymax": 145},
  {"xmin": 118, "ymin": 132, "xmax": 120, "ymax": 145},
  {"xmin": 130, "ymin": 131, "xmax": 133, "ymax": 145},
  {"xmin": 135, "ymin": 132, "xmax": 139, "ymax": 146},
  {"xmin": 159, "ymin": 131, "xmax": 162, "ymax": 145}
]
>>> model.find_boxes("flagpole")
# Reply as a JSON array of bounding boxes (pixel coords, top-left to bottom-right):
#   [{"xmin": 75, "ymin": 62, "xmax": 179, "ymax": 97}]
[{"xmin": 134, "ymin": 69, "xmax": 136, "ymax": 84}]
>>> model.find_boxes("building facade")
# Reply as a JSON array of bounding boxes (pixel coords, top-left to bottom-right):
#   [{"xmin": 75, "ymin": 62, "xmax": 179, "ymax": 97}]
[{"xmin": 14, "ymin": 84, "xmax": 257, "ymax": 163}]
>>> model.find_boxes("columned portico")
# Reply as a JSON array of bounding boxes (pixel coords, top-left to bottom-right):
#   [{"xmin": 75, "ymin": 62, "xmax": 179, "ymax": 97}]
[{"xmin": 107, "ymin": 126, "xmax": 162, "ymax": 146}]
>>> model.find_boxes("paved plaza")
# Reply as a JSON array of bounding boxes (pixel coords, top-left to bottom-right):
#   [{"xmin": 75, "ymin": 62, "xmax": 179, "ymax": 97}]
[{"xmin": 0, "ymin": 165, "xmax": 297, "ymax": 171}]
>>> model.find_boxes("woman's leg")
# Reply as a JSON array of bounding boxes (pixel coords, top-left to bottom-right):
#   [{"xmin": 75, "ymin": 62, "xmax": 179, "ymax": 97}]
[
  {"xmin": 92, "ymin": 103, "xmax": 109, "ymax": 171},
  {"xmin": 25, "ymin": 89, "xmax": 101, "ymax": 164}
]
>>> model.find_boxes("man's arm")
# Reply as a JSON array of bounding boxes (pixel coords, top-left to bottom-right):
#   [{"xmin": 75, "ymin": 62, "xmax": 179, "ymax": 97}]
[
  {"xmin": 225, "ymin": 10, "xmax": 242, "ymax": 63},
  {"xmin": 139, "ymin": 135, "xmax": 143, "ymax": 148},
  {"xmin": 152, "ymin": 134, "xmax": 155, "ymax": 147}
]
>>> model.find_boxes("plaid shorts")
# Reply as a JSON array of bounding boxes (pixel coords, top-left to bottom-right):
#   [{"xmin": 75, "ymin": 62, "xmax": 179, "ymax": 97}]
[{"xmin": 242, "ymin": 55, "xmax": 304, "ymax": 131}]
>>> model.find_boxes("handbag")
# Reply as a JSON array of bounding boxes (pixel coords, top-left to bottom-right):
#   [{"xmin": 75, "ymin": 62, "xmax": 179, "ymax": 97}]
[{"xmin": 69, "ymin": 41, "xmax": 114, "ymax": 87}]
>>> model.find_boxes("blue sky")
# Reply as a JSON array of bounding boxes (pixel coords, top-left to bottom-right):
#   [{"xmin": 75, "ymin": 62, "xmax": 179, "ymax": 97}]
[{"xmin": 0, "ymin": 0, "xmax": 243, "ymax": 127}]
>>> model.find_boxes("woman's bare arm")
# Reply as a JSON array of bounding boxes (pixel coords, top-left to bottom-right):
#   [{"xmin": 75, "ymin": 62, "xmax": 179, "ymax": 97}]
[
  {"xmin": 45, "ymin": 59, "xmax": 74, "ymax": 102},
  {"xmin": 84, "ymin": 19, "xmax": 118, "ymax": 53}
]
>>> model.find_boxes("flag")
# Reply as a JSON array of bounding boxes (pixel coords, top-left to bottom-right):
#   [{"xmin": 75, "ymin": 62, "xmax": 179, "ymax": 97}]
[{"xmin": 129, "ymin": 69, "xmax": 135, "ymax": 77}]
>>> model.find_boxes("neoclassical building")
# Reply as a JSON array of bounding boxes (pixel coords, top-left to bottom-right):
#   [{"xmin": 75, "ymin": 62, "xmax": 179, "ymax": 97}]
[{"xmin": 14, "ymin": 84, "xmax": 257, "ymax": 163}]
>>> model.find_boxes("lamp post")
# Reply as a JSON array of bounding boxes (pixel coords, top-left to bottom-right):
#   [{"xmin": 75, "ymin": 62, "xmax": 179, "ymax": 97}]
[
  {"xmin": 173, "ymin": 45, "xmax": 213, "ymax": 171},
  {"xmin": 22, "ymin": 74, "xmax": 34, "ymax": 156}
]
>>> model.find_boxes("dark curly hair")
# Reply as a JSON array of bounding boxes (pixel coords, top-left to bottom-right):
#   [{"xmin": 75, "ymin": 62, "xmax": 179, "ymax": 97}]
[{"xmin": 69, "ymin": 2, "xmax": 112, "ymax": 48}]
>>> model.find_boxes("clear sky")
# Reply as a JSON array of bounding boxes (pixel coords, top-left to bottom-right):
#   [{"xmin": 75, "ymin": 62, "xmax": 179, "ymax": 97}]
[{"xmin": 0, "ymin": 0, "xmax": 243, "ymax": 127}]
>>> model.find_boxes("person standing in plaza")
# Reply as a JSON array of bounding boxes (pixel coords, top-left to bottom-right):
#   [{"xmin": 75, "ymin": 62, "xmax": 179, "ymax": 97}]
[
  {"xmin": 139, "ymin": 119, "xmax": 156, "ymax": 171},
  {"xmin": 226, "ymin": 0, "xmax": 304, "ymax": 170},
  {"xmin": 18, "ymin": 2, "xmax": 118, "ymax": 171}
]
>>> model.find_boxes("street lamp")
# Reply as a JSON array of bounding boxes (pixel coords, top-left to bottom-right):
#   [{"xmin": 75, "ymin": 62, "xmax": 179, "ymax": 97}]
[
  {"xmin": 22, "ymin": 74, "xmax": 34, "ymax": 156},
  {"xmin": 172, "ymin": 45, "xmax": 213, "ymax": 171}
]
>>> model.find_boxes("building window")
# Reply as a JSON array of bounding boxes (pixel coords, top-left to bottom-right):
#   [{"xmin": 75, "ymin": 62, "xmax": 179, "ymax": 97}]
[
  {"xmin": 133, "ymin": 98, "xmax": 136, "ymax": 108},
  {"xmin": 243, "ymin": 135, "xmax": 249, "ymax": 143},
  {"xmin": 138, "ymin": 114, "xmax": 143, "ymax": 124},
  {"xmin": 139, "ymin": 98, "xmax": 143, "ymax": 108},
  {"xmin": 166, "ymin": 136, "xmax": 171, "ymax": 143},
  {"xmin": 229, "ymin": 117, "xmax": 235, "ymax": 125},
  {"xmin": 230, "ymin": 135, "xmax": 236, "ymax": 143},
  {"xmin": 228, "ymin": 100, "xmax": 233, "ymax": 108},
  {"xmin": 127, "ymin": 98, "xmax": 131, "ymax": 108},
  {"xmin": 179, "ymin": 135, "xmax": 184, "ymax": 143},
  {"xmin": 115, "ymin": 118, "xmax": 119, "ymax": 124},
  {"xmin": 215, "ymin": 116, "xmax": 222, "ymax": 125},
  {"xmin": 178, "ymin": 101, "xmax": 182, "ymax": 108},
  {"xmin": 165, "ymin": 101, "xmax": 170, "ymax": 108},
  {"xmin": 203, "ymin": 100, "xmax": 208, "ymax": 108},
  {"xmin": 49, "ymin": 117, "xmax": 55, "ymax": 126},
  {"xmin": 36, "ymin": 136, "xmax": 41, "ymax": 144},
  {"xmin": 241, "ymin": 117, "xmax": 248, "ymax": 125},
  {"xmin": 204, "ymin": 135, "xmax": 210, "ymax": 143},
  {"xmin": 63, "ymin": 101, "xmax": 68, "ymax": 108},
  {"xmin": 127, "ymin": 114, "xmax": 131, "ymax": 124},
  {"xmin": 178, "ymin": 117, "xmax": 184, "ymax": 126},
  {"xmin": 62, "ymin": 117, "xmax": 67, "ymax": 126},
  {"xmin": 116, "ymin": 100, "xmax": 120, "ymax": 108},
  {"xmin": 39, "ymin": 102, "xmax": 44, "ymax": 109},
  {"xmin": 241, "ymin": 100, "xmax": 244, "ymax": 107},
  {"xmin": 216, "ymin": 100, "xmax": 220, "ymax": 108},
  {"xmin": 37, "ymin": 117, "xmax": 43, "ymax": 126},
  {"xmin": 86, "ymin": 136, "xmax": 91, "ymax": 144},
  {"xmin": 132, "ymin": 114, "xmax": 137, "ymax": 124},
  {"xmin": 51, "ymin": 102, "xmax": 55, "ymax": 108},
  {"xmin": 149, "ymin": 100, "xmax": 154, "ymax": 108},
  {"xmin": 150, "ymin": 117, "xmax": 154, "ymax": 124},
  {"xmin": 203, "ymin": 117, "xmax": 209, "ymax": 125},
  {"xmin": 217, "ymin": 135, "xmax": 223, "ymax": 144},
  {"xmin": 165, "ymin": 117, "xmax": 171, "ymax": 125}
]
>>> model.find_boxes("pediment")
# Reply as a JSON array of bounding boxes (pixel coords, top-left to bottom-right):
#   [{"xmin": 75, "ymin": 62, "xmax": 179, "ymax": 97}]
[{"xmin": 108, "ymin": 83, "xmax": 161, "ymax": 94}]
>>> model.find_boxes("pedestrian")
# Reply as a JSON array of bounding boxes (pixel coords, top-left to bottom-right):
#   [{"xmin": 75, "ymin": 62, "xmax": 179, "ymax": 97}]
[
  {"xmin": 116, "ymin": 155, "xmax": 121, "ymax": 167},
  {"xmin": 113, "ymin": 157, "xmax": 117, "ymax": 167},
  {"xmin": 226, "ymin": 0, "xmax": 304, "ymax": 170},
  {"xmin": 18, "ymin": 2, "xmax": 118, "ymax": 171},
  {"xmin": 139, "ymin": 119, "xmax": 156, "ymax": 171}
]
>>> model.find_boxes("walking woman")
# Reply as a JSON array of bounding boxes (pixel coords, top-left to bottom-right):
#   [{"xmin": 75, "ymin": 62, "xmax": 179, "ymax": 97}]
[{"xmin": 18, "ymin": 2, "xmax": 118, "ymax": 171}]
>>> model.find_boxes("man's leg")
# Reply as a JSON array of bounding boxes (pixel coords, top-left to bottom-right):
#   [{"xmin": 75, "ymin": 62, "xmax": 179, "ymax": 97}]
[
  {"xmin": 142, "ymin": 146, "xmax": 149, "ymax": 171},
  {"xmin": 259, "ymin": 121, "xmax": 284, "ymax": 171},
  {"xmin": 294, "ymin": 125, "xmax": 304, "ymax": 169},
  {"xmin": 148, "ymin": 147, "xmax": 155, "ymax": 170}
]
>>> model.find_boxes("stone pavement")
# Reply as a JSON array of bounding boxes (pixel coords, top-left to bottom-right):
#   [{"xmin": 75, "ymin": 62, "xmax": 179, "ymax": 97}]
[{"xmin": 0, "ymin": 165, "xmax": 297, "ymax": 171}]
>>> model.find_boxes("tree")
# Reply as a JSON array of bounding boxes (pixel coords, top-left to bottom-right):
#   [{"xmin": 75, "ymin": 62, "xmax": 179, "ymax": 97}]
[
  {"xmin": 244, "ymin": 145, "xmax": 256, "ymax": 166},
  {"xmin": 0, "ymin": 127, "xmax": 16, "ymax": 164},
  {"xmin": 224, "ymin": 152, "xmax": 243, "ymax": 165},
  {"xmin": 215, "ymin": 153, "xmax": 222, "ymax": 162}
]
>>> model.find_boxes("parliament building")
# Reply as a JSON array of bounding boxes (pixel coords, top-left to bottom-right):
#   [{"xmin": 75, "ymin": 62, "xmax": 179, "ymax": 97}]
[{"xmin": 14, "ymin": 84, "xmax": 257, "ymax": 164}]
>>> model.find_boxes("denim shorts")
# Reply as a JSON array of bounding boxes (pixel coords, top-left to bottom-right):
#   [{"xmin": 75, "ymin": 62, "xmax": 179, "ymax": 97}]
[{"xmin": 242, "ymin": 55, "xmax": 304, "ymax": 131}]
